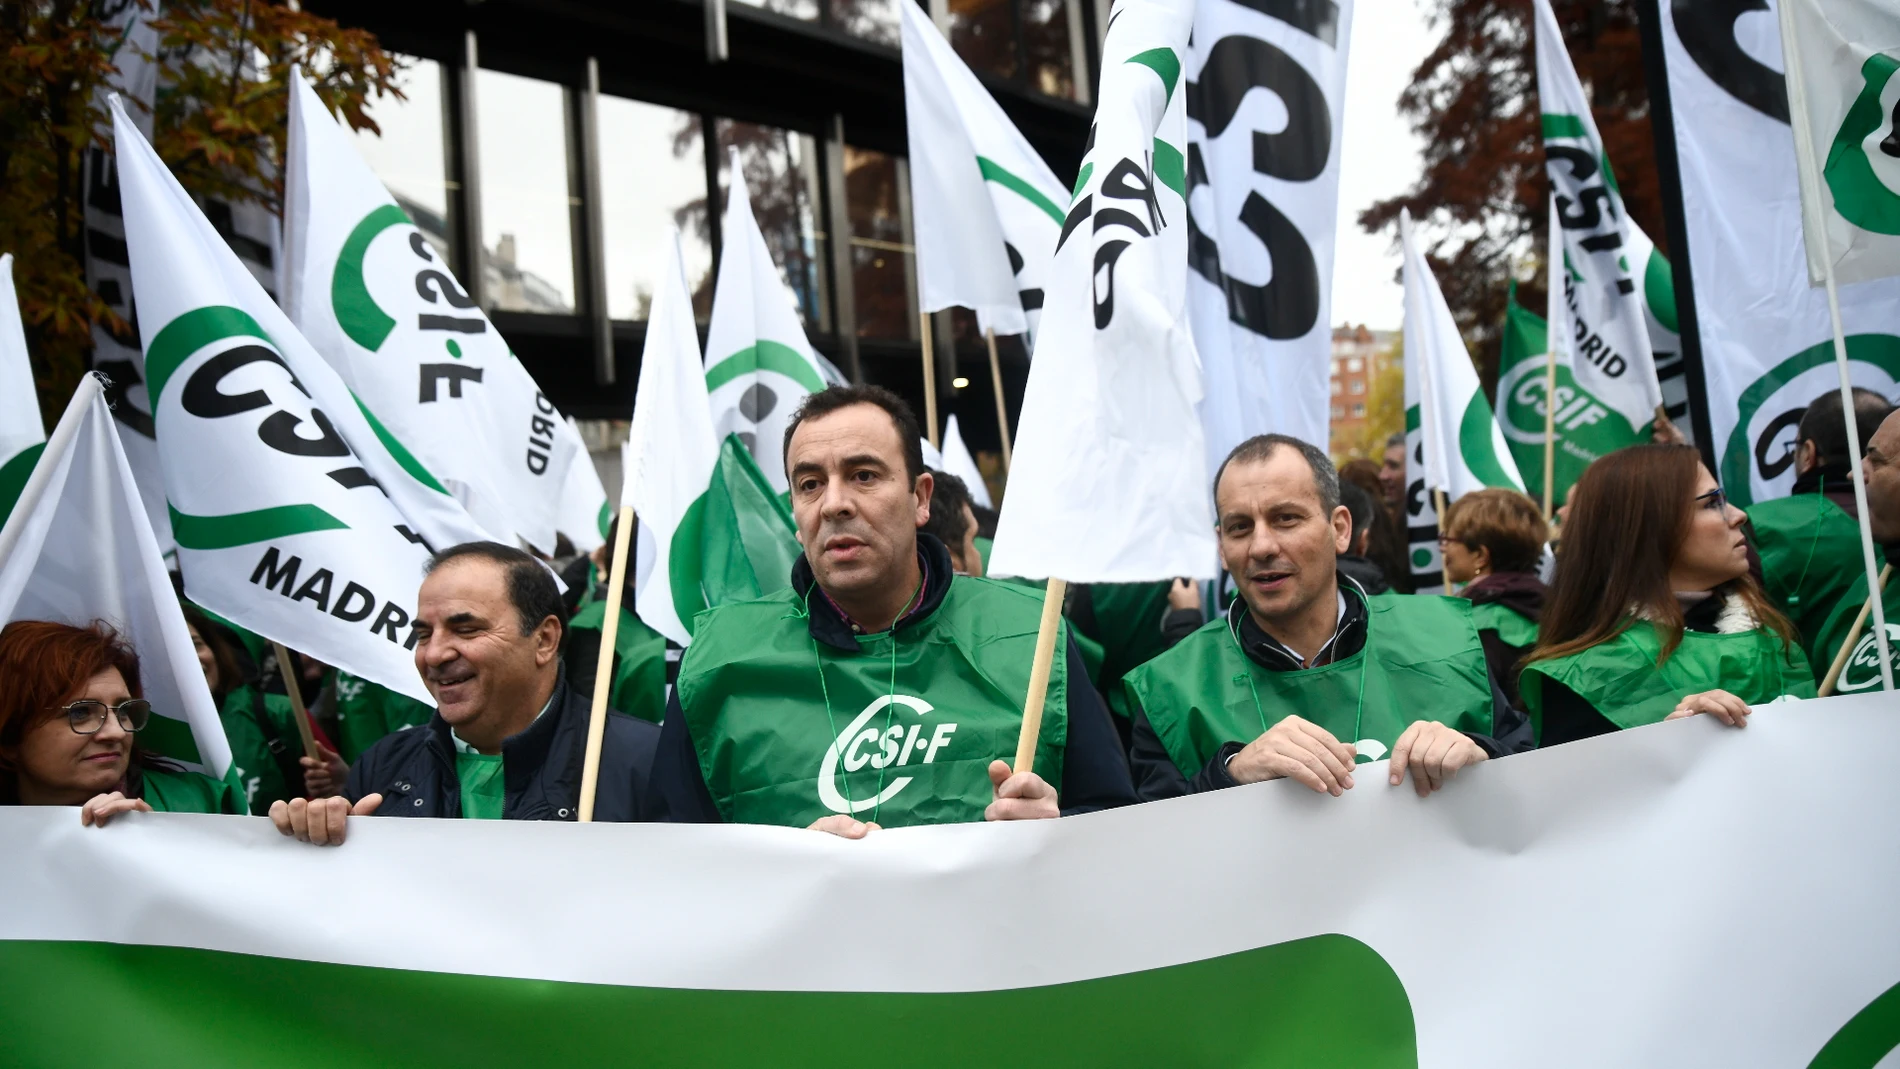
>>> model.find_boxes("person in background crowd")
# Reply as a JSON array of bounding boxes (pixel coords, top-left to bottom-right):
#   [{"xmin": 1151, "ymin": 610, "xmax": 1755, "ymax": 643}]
[
  {"xmin": 1746, "ymin": 389, "xmax": 1894, "ymax": 669},
  {"xmin": 564, "ymin": 514, "xmax": 668, "ymax": 724},
  {"xmin": 919, "ymin": 468, "xmax": 984, "ymax": 576},
  {"xmin": 330, "ymin": 670, "xmax": 435, "ymax": 765},
  {"xmin": 1521, "ymin": 445, "xmax": 1814, "ymax": 746},
  {"xmin": 649, "ymin": 385, "xmax": 1135, "ymax": 833},
  {"xmin": 1336, "ymin": 482, "xmax": 1393, "ymax": 596},
  {"xmin": 0, "ymin": 620, "xmax": 243, "ymax": 823},
  {"xmin": 269, "ymin": 542, "xmax": 661, "ymax": 845},
  {"xmin": 1439, "ymin": 489, "xmax": 1549, "ymax": 707},
  {"xmin": 1378, "ymin": 431, "xmax": 1407, "ymax": 512},
  {"xmin": 1340, "ymin": 458, "xmax": 1414, "ymax": 595},
  {"xmin": 183, "ymin": 602, "xmax": 326, "ymax": 815},
  {"xmin": 1808, "ymin": 407, "xmax": 1900, "ymax": 690},
  {"xmin": 1124, "ymin": 435, "xmax": 1526, "ymax": 803}
]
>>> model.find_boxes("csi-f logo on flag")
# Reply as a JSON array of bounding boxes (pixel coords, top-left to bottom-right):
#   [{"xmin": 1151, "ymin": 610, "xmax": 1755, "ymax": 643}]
[
  {"xmin": 1826, "ymin": 52, "xmax": 1900, "ymax": 236},
  {"xmin": 817, "ymin": 694, "xmax": 960, "ymax": 816}
]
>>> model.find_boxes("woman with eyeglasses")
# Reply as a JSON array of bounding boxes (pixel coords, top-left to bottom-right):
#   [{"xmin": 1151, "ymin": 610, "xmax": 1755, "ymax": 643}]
[
  {"xmin": 0, "ymin": 619, "xmax": 242, "ymax": 824},
  {"xmin": 1521, "ymin": 445, "xmax": 1816, "ymax": 746},
  {"xmin": 1439, "ymin": 488, "xmax": 1550, "ymax": 708}
]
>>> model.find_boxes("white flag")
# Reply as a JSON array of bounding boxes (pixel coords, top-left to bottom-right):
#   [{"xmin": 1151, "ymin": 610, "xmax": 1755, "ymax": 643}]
[
  {"xmin": 940, "ymin": 414, "xmax": 993, "ymax": 510},
  {"xmin": 704, "ymin": 148, "xmax": 830, "ymax": 491},
  {"xmin": 988, "ymin": 0, "xmax": 1214, "ymax": 583},
  {"xmin": 284, "ymin": 72, "xmax": 577, "ymax": 553},
  {"xmin": 0, "ymin": 374, "xmax": 232, "ymax": 779},
  {"xmin": 1533, "ymin": 0, "xmax": 1664, "ymax": 440},
  {"xmin": 1403, "ymin": 209, "xmax": 1525, "ymax": 502},
  {"xmin": 0, "ymin": 254, "xmax": 45, "ymax": 518},
  {"xmin": 113, "ymin": 98, "xmax": 490, "ymax": 704},
  {"xmin": 555, "ymin": 417, "xmax": 608, "ymax": 556},
  {"xmin": 900, "ymin": 0, "xmax": 1066, "ymax": 340},
  {"xmin": 1781, "ymin": 0, "xmax": 1900, "ymax": 286}
]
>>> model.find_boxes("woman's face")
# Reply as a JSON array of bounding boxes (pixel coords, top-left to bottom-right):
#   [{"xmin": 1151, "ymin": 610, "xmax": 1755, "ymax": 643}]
[
  {"xmin": 189, "ymin": 624, "xmax": 219, "ymax": 693},
  {"xmin": 1669, "ymin": 465, "xmax": 1750, "ymax": 592},
  {"xmin": 1441, "ymin": 537, "xmax": 1486, "ymax": 584},
  {"xmin": 14, "ymin": 668, "xmax": 136, "ymax": 806}
]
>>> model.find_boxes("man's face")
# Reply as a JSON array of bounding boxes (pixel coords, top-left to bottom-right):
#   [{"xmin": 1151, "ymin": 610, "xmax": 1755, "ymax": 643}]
[
  {"xmin": 1864, "ymin": 411, "xmax": 1900, "ymax": 543},
  {"xmin": 411, "ymin": 558, "xmax": 558, "ymax": 730},
  {"xmin": 788, "ymin": 403, "xmax": 932, "ymax": 603},
  {"xmin": 1379, "ymin": 444, "xmax": 1406, "ymax": 506},
  {"xmin": 1217, "ymin": 448, "xmax": 1353, "ymax": 627}
]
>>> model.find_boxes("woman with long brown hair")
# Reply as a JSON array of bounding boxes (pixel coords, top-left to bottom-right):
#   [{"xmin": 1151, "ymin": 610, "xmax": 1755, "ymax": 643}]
[{"xmin": 1522, "ymin": 445, "xmax": 1816, "ymax": 746}]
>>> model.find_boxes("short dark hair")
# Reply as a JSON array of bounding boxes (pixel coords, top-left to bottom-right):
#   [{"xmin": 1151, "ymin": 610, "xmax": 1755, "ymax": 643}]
[
  {"xmin": 426, "ymin": 541, "xmax": 566, "ymax": 642},
  {"xmin": 1798, "ymin": 388, "xmax": 1894, "ymax": 469},
  {"xmin": 920, "ymin": 468, "xmax": 974, "ymax": 550},
  {"xmin": 1385, "ymin": 431, "xmax": 1406, "ymax": 450},
  {"xmin": 1339, "ymin": 481, "xmax": 1376, "ymax": 545},
  {"xmin": 1213, "ymin": 434, "xmax": 1341, "ymax": 514},
  {"xmin": 782, "ymin": 384, "xmax": 925, "ymax": 484}
]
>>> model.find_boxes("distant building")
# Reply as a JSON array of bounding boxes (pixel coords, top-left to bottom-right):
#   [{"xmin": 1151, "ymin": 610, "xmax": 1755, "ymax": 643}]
[{"xmin": 1327, "ymin": 324, "xmax": 1395, "ymax": 457}]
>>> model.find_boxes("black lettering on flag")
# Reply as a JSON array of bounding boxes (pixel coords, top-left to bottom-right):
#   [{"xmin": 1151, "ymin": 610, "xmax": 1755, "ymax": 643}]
[
  {"xmin": 249, "ymin": 547, "xmax": 301, "ymax": 597},
  {"xmin": 419, "ymin": 363, "xmax": 484, "ymax": 402},
  {"xmin": 1057, "ymin": 195, "xmax": 1092, "ymax": 253},
  {"xmin": 291, "ymin": 569, "xmax": 335, "ymax": 612},
  {"xmin": 535, "ymin": 392, "xmax": 557, "ymax": 415},
  {"xmin": 1093, "ymin": 239, "xmax": 1133, "ymax": 329},
  {"xmin": 415, "ymin": 270, "xmax": 478, "ymax": 308},
  {"xmin": 331, "ymin": 582, "xmax": 377, "ymax": 623},
  {"xmin": 1101, "ymin": 157, "xmax": 1163, "ymax": 234},
  {"xmin": 393, "ymin": 525, "xmax": 426, "ymax": 546},
  {"xmin": 327, "ymin": 467, "xmax": 384, "ymax": 492},
  {"xmin": 183, "ymin": 345, "xmax": 308, "ymax": 419},
  {"xmin": 417, "ymin": 315, "xmax": 487, "ymax": 334},
  {"xmin": 258, "ymin": 407, "xmax": 350, "ymax": 457},
  {"xmin": 371, "ymin": 601, "xmax": 411, "ymax": 645}
]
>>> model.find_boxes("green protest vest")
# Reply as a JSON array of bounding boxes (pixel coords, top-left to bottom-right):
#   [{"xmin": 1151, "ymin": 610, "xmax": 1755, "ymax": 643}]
[
  {"xmin": 1469, "ymin": 601, "xmax": 1538, "ymax": 649},
  {"xmin": 675, "ymin": 576, "xmax": 1067, "ymax": 829},
  {"xmin": 1085, "ymin": 581, "xmax": 1174, "ymax": 721},
  {"xmin": 1123, "ymin": 590, "xmax": 1495, "ymax": 778},
  {"xmin": 1520, "ymin": 620, "xmax": 1816, "ymax": 738},
  {"xmin": 219, "ymin": 684, "xmax": 299, "ymax": 815},
  {"xmin": 138, "ymin": 765, "xmax": 245, "ymax": 814},
  {"xmin": 333, "ymin": 671, "xmax": 435, "ymax": 763},
  {"xmin": 1748, "ymin": 493, "xmax": 1886, "ymax": 668},
  {"xmin": 567, "ymin": 599, "xmax": 667, "ymax": 724},
  {"xmin": 1812, "ymin": 567, "xmax": 1898, "ymax": 694}
]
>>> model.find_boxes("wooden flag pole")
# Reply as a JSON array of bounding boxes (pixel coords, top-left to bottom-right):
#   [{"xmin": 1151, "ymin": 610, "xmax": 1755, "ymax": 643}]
[
  {"xmin": 1541, "ymin": 345, "xmax": 1558, "ymax": 520},
  {"xmin": 1011, "ymin": 577, "xmax": 1068, "ymax": 774},
  {"xmin": 269, "ymin": 641, "xmax": 321, "ymax": 763},
  {"xmin": 1821, "ymin": 563, "xmax": 1893, "ymax": 697},
  {"xmin": 920, "ymin": 311, "xmax": 941, "ymax": 449},
  {"xmin": 578, "ymin": 505, "xmax": 635, "ymax": 822},
  {"xmin": 1432, "ymin": 488, "xmax": 1453, "ymax": 595},
  {"xmin": 985, "ymin": 327, "xmax": 1013, "ymax": 470}
]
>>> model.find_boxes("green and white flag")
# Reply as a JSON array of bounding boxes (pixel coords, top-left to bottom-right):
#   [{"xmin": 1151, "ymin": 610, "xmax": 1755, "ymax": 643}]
[
  {"xmin": 0, "ymin": 374, "xmax": 232, "ymax": 780},
  {"xmin": 113, "ymin": 98, "xmax": 489, "ymax": 705},
  {"xmin": 284, "ymin": 72, "xmax": 577, "ymax": 553},
  {"xmin": 0, "ymin": 254, "xmax": 45, "ymax": 522},
  {"xmin": 1402, "ymin": 209, "xmax": 1524, "ymax": 508},
  {"xmin": 704, "ymin": 148, "xmax": 830, "ymax": 491},
  {"xmin": 940, "ymin": 414, "xmax": 992, "ymax": 510},
  {"xmin": 900, "ymin": 0, "xmax": 1066, "ymax": 340},
  {"xmin": 1533, "ymin": 0, "xmax": 1665, "ymax": 441},
  {"xmin": 1781, "ymin": 0, "xmax": 1900, "ymax": 286},
  {"xmin": 556, "ymin": 416, "xmax": 608, "ymax": 556},
  {"xmin": 989, "ymin": 0, "xmax": 1215, "ymax": 583}
]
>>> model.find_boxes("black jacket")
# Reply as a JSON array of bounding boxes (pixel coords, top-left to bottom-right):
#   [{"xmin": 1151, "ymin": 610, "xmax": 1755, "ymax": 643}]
[
  {"xmin": 343, "ymin": 667, "xmax": 660, "ymax": 821},
  {"xmin": 648, "ymin": 533, "xmax": 1137, "ymax": 822},
  {"xmin": 1463, "ymin": 570, "xmax": 1548, "ymax": 710},
  {"xmin": 1129, "ymin": 577, "xmax": 1530, "ymax": 801}
]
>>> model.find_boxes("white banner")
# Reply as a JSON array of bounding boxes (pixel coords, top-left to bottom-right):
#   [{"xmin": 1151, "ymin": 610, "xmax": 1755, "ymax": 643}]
[
  {"xmin": 0, "ymin": 253, "xmax": 44, "ymax": 506},
  {"xmin": 1186, "ymin": 0, "xmax": 1354, "ymax": 464}
]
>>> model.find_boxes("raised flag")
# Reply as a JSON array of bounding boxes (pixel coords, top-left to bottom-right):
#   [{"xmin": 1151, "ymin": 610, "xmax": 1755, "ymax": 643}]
[
  {"xmin": 284, "ymin": 72, "xmax": 578, "ymax": 553},
  {"xmin": 704, "ymin": 148, "xmax": 830, "ymax": 491},
  {"xmin": 900, "ymin": 0, "xmax": 1066, "ymax": 340},
  {"xmin": 940, "ymin": 414, "xmax": 993, "ymax": 509},
  {"xmin": 556, "ymin": 416, "xmax": 608, "ymax": 556},
  {"xmin": 988, "ymin": 0, "xmax": 1213, "ymax": 583},
  {"xmin": 0, "ymin": 374, "xmax": 234, "ymax": 787},
  {"xmin": 112, "ymin": 98, "xmax": 489, "ymax": 704},
  {"xmin": 0, "ymin": 254, "xmax": 45, "ymax": 520}
]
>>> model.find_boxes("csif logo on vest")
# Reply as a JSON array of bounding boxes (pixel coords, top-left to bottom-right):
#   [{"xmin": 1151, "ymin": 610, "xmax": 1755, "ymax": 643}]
[
  {"xmin": 816, "ymin": 695, "xmax": 960, "ymax": 815},
  {"xmin": 1838, "ymin": 622, "xmax": 1900, "ymax": 694}
]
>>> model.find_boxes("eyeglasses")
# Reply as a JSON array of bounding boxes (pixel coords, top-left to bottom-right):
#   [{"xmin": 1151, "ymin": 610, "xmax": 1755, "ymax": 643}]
[
  {"xmin": 1693, "ymin": 487, "xmax": 1729, "ymax": 513},
  {"xmin": 56, "ymin": 699, "xmax": 152, "ymax": 735}
]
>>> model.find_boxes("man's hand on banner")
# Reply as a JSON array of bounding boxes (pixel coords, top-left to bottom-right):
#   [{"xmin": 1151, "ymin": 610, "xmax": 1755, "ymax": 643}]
[
  {"xmin": 1666, "ymin": 689, "xmax": 1752, "ymax": 727},
  {"xmin": 79, "ymin": 791, "xmax": 152, "ymax": 828},
  {"xmin": 270, "ymin": 794, "xmax": 384, "ymax": 846},
  {"xmin": 985, "ymin": 760, "xmax": 1058, "ymax": 821},
  {"xmin": 1227, "ymin": 716, "xmax": 1357, "ymax": 795},
  {"xmin": 1388, "ymin": 722, "xmax": 1488, "ymax": 797},
  {"xmin": 301, "ymin": 744, "xmax": 348, "ymax": 799},
  {"xmin": 807, "ymin": 815, "xmax": 882, "ymax": 838}
]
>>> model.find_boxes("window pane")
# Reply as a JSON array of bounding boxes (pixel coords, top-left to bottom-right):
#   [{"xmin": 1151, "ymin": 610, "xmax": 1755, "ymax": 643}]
[
  {"xmin": 830, "ymin": 0, "xmax": 899, "ymax": 45},
  {"xmin": 598, "ymin": 97, "xmax": 712, "ymax": 322},
  {"xmin": 843, "ymin": 146, "xmax": 915, "ymax": 341},
  {"xmin": 732, "ymin": 0, "xmax": 820, "ymax": 21},
  {"xmin": 349, "ymin": 55, "xmax": 455, "ymax": 263},
  {"xmin": 715, "ymin": 120, "xmax": 829, "ymax": 334},
  {"xmin": 475, "ymin": 68, "xmax": 577, "ymax": 314},
  {"xmin": 1022, "ymin": 0, "xmax": 1077, "ymax": 100},
  {"xmin": 949, "ymin": 0, "xmax": 1018, "ymax": 80}
]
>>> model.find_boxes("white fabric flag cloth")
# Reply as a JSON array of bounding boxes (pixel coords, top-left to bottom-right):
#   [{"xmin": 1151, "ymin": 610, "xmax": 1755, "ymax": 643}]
[
  {"xmin": 988, "ymin": 0, "xmax": 1214, "ymax": 582},
  {"xmin": 1781, "ymin": 0, "xmax": 1900, "ymax": 286},
  {"xmin": 901, "ymin": 0, "xmax": 1066, "ymax": 340},
  {"xmin": 112, "ymin": 98, "xmax": 490, "ymax": 705},
  {"xmin": 0, "ymin": 375, "xmax": 232, "ymax": 779},
  {"xmin": 627, "ymin": 228, "xmax": 720, "ymax": 647},
  {"xmin": 284, "ymin": 72, "xmax": 575, "ymax": 553},
  {"xmin": 0, "ymin": 254, "xmax": 46, "ymax": 501},
  {"xmin": 1402, "ymin": 209, "xmax": 1525, "ymax": 501},
  {"xmin": 555, "ymin": 417, "xmax": 607, "ymax": 556},
  {"xmin": 703, "ymin": 148, "xmax": 829, "ymax": 492},
  {"xmin": 940, "ymin": 414, "xmax": 993, "ymax": 509},
  {"xmin": 1533, "ymin": 0, "xmax": 1664, "ymax": 439}
]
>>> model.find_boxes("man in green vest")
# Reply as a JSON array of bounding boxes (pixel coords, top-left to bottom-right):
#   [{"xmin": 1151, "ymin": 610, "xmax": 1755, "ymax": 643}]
[
  {"xmin": 648, "ymin": 384, "xmax": 1136, "ymax": 835},
  {"xmin": 1815, "ymin": 408, "xmax": 1900, "ymax": 692},
  {"xmin": 1747, "ymin": 388, "xmax": 1893, "ymax": 668},
  {"xmin": 1124, "ymin": 434, "xmax": 1525, "ymax": 802},
  {"xmin": 563, "ymin": 513, "xmax": 669, "ymax": 724}
]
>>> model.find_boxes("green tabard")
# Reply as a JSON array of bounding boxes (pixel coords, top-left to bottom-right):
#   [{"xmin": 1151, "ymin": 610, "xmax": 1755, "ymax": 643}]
[
  {"xmin": 1123, "ymin": 590, "xmax": 1495, "ymax": 778},
  {"xmin": 1812, "ymin": 568, "xmax": 1898, "ymax": 694},
  {"xmin": 333, "ymin": 671, "xmax": 435, "ymax": 763},
  {"xmin": 218, "ymin": 684, "xmax": 299, "ymax": 814},
  {"xmin": 1748, "ymin": 493, "xmax": 1886, "ymax": 668},
  {"xmin": 139, "ymin": 765, "xmax": 245, "ymax": 814},
  {"xmin": 675, "ymin": 576, "xmax": 1067, "ymax": 829},
  {"xmin": 1520, "ymin": 620, "xmax": 1816, "ymax": 737},
  {"xmin": 567, "ymin": 600, "xmax": 667, "ymax": 724},
  {"xmin": 1469, "ymin": 601, "xmax": 1538, "ymax": 649}
]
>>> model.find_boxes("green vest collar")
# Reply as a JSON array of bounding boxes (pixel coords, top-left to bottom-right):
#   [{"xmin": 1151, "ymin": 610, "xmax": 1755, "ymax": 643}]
[
  {"xmin": 1229, "ymin": 575, "xmax": 1369, "ymax": 671},
  {"xmin": 791, "ymin": 533, "xmax": 957, "ymax": 651}
]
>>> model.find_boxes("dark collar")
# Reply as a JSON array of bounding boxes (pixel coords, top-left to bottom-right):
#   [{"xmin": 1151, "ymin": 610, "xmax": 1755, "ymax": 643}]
[
  {"xmin": 1230, "ymin": 573, "xmax": 1370, "ymax": 671},
  {"xmin": 425, "ymin": 665, "xmax": 570, "ymax": 769},
  {"xmin": 1792, "ymin": 465, "xmax": 1861, "ymax": 519},
  {"xmin": 791, "ymin": 533, "xmax": 956, "ymax": 652},
  {"xmin": 1463, "ymin": 570, "xmax": 1548, "ymax": 621}
]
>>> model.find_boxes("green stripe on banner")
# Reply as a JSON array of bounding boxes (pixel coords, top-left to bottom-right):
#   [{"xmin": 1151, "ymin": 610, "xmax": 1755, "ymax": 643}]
[
  {"xmin": 704, "ymin": 341, "xmax": 828, "ymax": 396},
  {"xmin": 351, "ymin": 394, "xmax": 450, "ymax": 494},
  {"xmin": 168, "ymin": 502, "xmax": 350, "ymax": 550},
  {"xmin": 976, "ymin": 156, "xmax": 1064, "ymax": 224},
  {"xmin": 0, "ymin": 935, "xmax": 1417, "ymax": 1068},
  {"xmin": 0, "ymin": 442, "xmax": 45, "ymax": 524},
  {"xmin": 144, "ymin": 306, "xmax": 273, "ymax": 407},
  {"xmin": 1541, "ymin": 113, "xmax": 1587, "ymax": 139}
]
